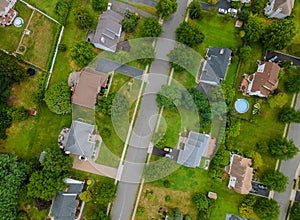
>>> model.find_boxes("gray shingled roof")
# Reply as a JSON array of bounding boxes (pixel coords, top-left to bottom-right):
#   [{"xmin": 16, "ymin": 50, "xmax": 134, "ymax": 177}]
[
  {"xmin": 200, "ymin": 47, "xmax": 232, "ymax": 85},
  {"xmin": 64, "ymin": 120, "xmax": 95, "ymax": 157},
  {"xmin": 177, "ymin": 132, "xmax": 210, "ymax": 168},
  {"xmin": 50, "ymin": 178, "xmax": 84, "ymax": 220}
]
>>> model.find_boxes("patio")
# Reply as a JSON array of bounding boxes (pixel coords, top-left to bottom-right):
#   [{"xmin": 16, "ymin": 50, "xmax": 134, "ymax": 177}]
[{"xmin": 0, "ymin": 8, "xmax": 17, "ymax": 26}]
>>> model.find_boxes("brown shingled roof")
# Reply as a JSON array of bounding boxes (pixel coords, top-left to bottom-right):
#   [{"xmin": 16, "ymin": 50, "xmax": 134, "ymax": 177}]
[
  {"xmin": 226, "ymin": 154, "xmax": 253, "ymax": 194},
  {"xmin": 250, "ymin": 62, "xmax": 280, "ymax": 97},
  {"xmin": 71, "ymin": 68, "xmax": 108, "ymax": 109},
  {"xmin": 273, "ymin": 0, "xmax": 295, "ymax": 16}
]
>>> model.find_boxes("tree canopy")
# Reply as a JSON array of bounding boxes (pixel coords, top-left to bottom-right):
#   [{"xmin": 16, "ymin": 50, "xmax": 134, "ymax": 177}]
[
  {"xmin": 239, "ymin": 45, "xmax": 252, "ymax": 61},
  {"xmin": 290, "ymin": 201, "xmax": 300, "ymax": 220},
  {"xmin": 156, "ymin": 85, "xmax": 182, "ymax": 110},
  {"xmin": 255, "ymin": 198, "xmax": 280, "ymax": 220},
  {"xmin": 156, "ymin": 0, "xmax": 177, "ymax": 19},
  {"xmin": 278, "ymin": 106, "xmax": 300, "ymax": 123},
  {"xmin": 243, "ymin": 16, "xmax": 266, "ymax": 43},
  {"xmin": 92, "ymin": 0, "xmax": 108, "ymax": 12},
  {"xmin": 264, "ymin": 18, "xmax": 296, "ymax": 50},
  {"xmin": 0, "ymin": 154, "xmax": 27, "ymax": 220},
  {"xmin": 71, "ymin": 41, "xmax": 95, "ymax": 67},
  {"xmin": 189, "ymin": 0, "xmax": 203, "ymax": 20},
  {"xmin": 91, "ymin": 182, "xmax": 116, "ymax": 204},
  {"xmin": 193, "ymin": 192, "xmax": 209, "ymax": 211},
  {"xmin": 182, "ymin": 88, "xmax": 210, "ymax": 113},
  {"xmin": 73, "ymin": 7, "xmax": 93, "ymax": 29},
  {"xmin": 268, "ymin": 137, "xmax": 299, "ymax": 160},
  {"xmin": 285, "ymin": 67, "xmax": 300, "ymax": 93},
  {"xmin": 44, "ymin": 82, "xmax": 72, "ymax": 115},
  {"xmin": 132, "ymin": 43, "xmax": 155, "ymax": 65},
  {"xmin": 261, "ymin": 170, "xmax": 288, "ymax": 192},
  {"xmin": 140, "ymin": 17, "xmax": 162, "ymax": 38},
  {"xmin": 96, "ymin": 93, "xmax": 130, "ymax": 117},
  {"xmin": 176, "ymin": 21, "xmax": 205, "ymax": 47}
]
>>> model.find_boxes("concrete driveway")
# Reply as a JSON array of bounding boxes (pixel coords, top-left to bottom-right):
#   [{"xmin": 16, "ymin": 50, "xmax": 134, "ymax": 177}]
[
  {"xmin": 266, "ymin": 51, "xmax": 300, "ymax": 66},
  {"xmin": 110, "ymin": 0, "xmax": 155, "ymax": 17},
  {"xmin": 201, "ymin": 0, "xmax": 231, "ymax": 11},
  {"xmin": 251, "ymin": 181, "xmax": 270, "ymax": 197}
]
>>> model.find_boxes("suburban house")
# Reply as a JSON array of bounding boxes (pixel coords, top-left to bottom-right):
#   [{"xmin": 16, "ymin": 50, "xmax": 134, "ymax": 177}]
[
  {"xmin": 48, "ymin": 178, "xmax": 85, "ymax": 220},
  {"xmin": 238, "ymin": 61, "xmax": 280, "ymax": 97},
  {"xmin": 59, "ymin": 121, "xmax": 98, "ymax": 160},
  {"xmin": 225, "ymin": 153, "xmax": 253, "ymax": 194},
  {"xmin": 0, "ymin": 0, "xmax": 17, "ymax": 26},
  {"xmin": 264, "ymin": 0, "xmax": 295, "ymax": 19},
  {"xmin": 231, "ymin": 0, "xmax": 251, "ymax": 3},
  {"xmin": 199, "ymin": 47, "xmax": 232, "ymax": 86},
  {"xmin": 70, "ymin": 67, "xmax": 109, "ymax": 109},
  {"xmin": 177, "ymin": 131, "xmax": 216, "ymax": 169},
  {"xmin": 226, "ymin": 214, "xmax": 248, "ymax": 220},
  {"xmin": 86, "ymin": 9, "xmax": 123, "ymax": 52}
]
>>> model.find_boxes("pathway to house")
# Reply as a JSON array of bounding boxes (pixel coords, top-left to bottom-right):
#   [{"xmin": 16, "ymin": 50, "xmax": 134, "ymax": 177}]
[
  {"xmin": 274, "ymin": 94, "xmax": 300, "ymax": 219},
  {"xmin": 110, "ymin": 1, "xmax": 188, "ymax": 219}
]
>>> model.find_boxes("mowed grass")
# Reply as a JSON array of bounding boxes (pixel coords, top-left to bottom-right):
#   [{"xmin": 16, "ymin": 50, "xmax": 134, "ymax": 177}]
[
  {"xmin": 25, "ymin": 0, "xmax": 60, "ymax": 20},
  {"xmin": 21, "ymin": 11, "xmax": 59, "ymax": 69},
  {"xmin": 139, "ymin": 167, "xmax": 246, "ymax": 219},
  {"xmin": 0, "ymin": 1, "xmax": 32, "ymax": 52}
]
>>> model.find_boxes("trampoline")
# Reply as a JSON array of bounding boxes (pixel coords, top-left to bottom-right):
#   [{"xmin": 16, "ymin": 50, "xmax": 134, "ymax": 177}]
[
  {"xmin": 234, "ymin": 99, "xmax": 249, "ymax": 114},
  {"xmin": 27, "ymin": 68, "xmax": 36, "ymax": 76},
  {"xmin": 14, "ymin": 17, "xmax": 24, "ymax": 27}
]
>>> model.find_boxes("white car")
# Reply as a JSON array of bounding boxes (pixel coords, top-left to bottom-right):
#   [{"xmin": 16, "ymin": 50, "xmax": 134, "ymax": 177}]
[
  {"xmin": 163, "ymin": 147, "xmax": 173, "ymax": 152},
  {"xmin": 165, "ymin": 154, "xmax": 174, "ymax": 159},
  {"xmin": 107, "ymin": 2, "xmax": 112, "ymax": 10},
  {"xmin": 228, "ymin": 8, "xmax": 238, "ymax": 14},
  {"xmin": 218, "ymin": 8, "xmax": 228, "ymax": 14}
]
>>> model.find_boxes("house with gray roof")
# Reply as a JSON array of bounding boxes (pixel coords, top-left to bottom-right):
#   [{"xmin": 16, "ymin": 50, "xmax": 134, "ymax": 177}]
[
  {"xmin": 177, "ymin": 132, "xmax": 212, "ymax": 168},
  {"xmin": 265, "ymin": 0, "xmax": 295, "ymax": 19},
  {"xmin": 86, "ymin": 9, "xmax": 123, "ymax": 52},
  {"xmin": 49, "ymin": 178, "xmax": 84, "ymax": 220},
  {"xmin": 63, "ymin": 120, "xmax": 97, "ymax": 159},
  {"xmin": 199, "ymin": 47, "xmax": 232, "ymax": 86}
]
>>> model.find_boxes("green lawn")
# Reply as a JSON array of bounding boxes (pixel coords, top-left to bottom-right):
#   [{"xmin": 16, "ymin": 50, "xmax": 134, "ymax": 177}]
[
  {"xmin": 21, "ymin": 11, "xmax": 59, "ymax": 69},
  {"xmin": 0, "ymin": 1, "xmax": 32, "ymax": 52}
]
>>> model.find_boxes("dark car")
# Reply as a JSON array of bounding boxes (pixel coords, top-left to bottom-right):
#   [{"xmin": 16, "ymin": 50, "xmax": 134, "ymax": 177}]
[
  {"xmin": 250, "ymin": 188, "xmax": 258, "ymax": 193},
  {"xmin": 257, "ymin": 184, "xmax": 268, "ymax": 190}
]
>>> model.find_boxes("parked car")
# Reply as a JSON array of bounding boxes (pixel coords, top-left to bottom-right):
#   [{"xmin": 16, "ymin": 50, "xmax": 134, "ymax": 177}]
[
  {"xmin": 228, "ymin": 8, "xmax": 238, "ymax": 14},
  {"xmin": 250, "ymin": 188, "xmax": 257, "ymax": 193},
  {"xmin": 165, "ymin": 154, "xmax": 174, "ymax": 159},
  {"xmin": 257, "ymin": 184, "xmax": 268, "ymax": 190},
  {"xmin": 107, "ymin": 2, "xmax": 112, "ymax": 10},
  {"xmin": 218, "ymin": 8, "xmax": 228, "ymax": 14},
  {"xmin": 268, "ymin": 56, "xmax": 278, "ymax": 62},
  {"xmin": 163, "ymin": 147, "xmax": 173, "ymax": 153}
]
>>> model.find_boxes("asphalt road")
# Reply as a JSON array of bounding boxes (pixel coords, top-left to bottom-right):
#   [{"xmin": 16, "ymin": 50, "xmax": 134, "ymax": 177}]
[
  {"xmin": 274, "ymin": 94, "xmax": 300, "ymax": 220},
  {"xmin": 110, "ymin": 1, "xmax": 188, "ymax": 219}
]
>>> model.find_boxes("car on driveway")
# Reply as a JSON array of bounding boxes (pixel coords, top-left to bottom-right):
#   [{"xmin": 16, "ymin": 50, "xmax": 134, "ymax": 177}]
[
  {"xmin": 163, "ymin": 147, "xmax": 173, "ymax": 153},
  {"xmin": 250, "ymin": 188, "xmax": 258, "ymax": 193},
  {"xmin": 165, "ymin": 154, "xmax": 174, "ymax": 159},
  {"xmin": 218, "ymin": 8, "xmax": 227, "ymax": 14},
  {"xmin": 228, "ymin": 8, "xmax": 238, "ymax": 14},
  {"xmin": 257, "ymin": 184, "xmax": 268, "ymax": 190}
]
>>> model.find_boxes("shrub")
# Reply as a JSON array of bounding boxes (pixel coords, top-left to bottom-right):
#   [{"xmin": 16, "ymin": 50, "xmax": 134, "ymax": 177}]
[
  {"xmin": 55, "ymin": 0, "xmax": 71, "ymax": 24},
  {"xmin": 11, "ymin": 107, "xmax": 29, "ymax": 122},
  {"xmin": 58, "ymin": 43, "xmax": 67, "ymax": 52},
  {"xmin": 73, "ymin": 7, "xmax": 93, "ymax": 29},
  {"xmin": 163, "ymin": 180, "xmax": 171, "ymax": 188}
]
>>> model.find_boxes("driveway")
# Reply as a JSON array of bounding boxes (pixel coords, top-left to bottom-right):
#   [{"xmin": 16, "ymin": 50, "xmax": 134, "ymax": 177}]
[
  {"xmin": 124, "ymin": 0, "xmax": 157, "ymax": 7},
  {"xmin": 96, "ymin": 58, "xmax": 143, "ymax": 79},
  {"xmin": 266, "ymin": 51, "xmax": 300, "ymax": 66},
  {"xmin": 274, "ymin": 94, "xmax": 300, "ymax": 219},
  {"xmin": 110, "ymin": 1, "xmax": 188, "ymax": 219},
  {"xmin": 110, "ymin": 0, "xmax": 155, "ymax": 17},
  {"xmin": 250, "ymin": 181, "xmax": 270, "ymax": 197},
  {"xmin": 296, "ymin": 190, "xmax": 300, "ymax": 201},
  {"xmin": 201, "ymin": 0, "xmax": 231, "ymax": 11}
]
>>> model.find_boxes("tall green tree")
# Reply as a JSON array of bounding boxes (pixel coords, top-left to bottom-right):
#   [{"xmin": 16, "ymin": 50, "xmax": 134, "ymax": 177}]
[
  {"xmin": 73, "ymin": 7, "xmax": 93, "ymax": 29},
  {"xmin": 92, "ymin": 0, "xmax": 108, "ymax": 12},
  {"xmin": 0, "ymin": 154, "xmax": 27, "ymax": 220},
  {"xmin": 239, "ymin": 45, "xmax": 252, "ymax": 61},
  {"xmin": 173, "ymin": 207, "xmax": 183, "ymax": 220},
  {"xmin": 71, "ymin": 41, "xmax": 95, "ymax": 67},
  {"xmin": 140, "ymin": 17, "xmax": 162, "ymax": 37},
  {"xmin": 131, "ymin": 43, "xmax": 155, "ymax": 65},
  {"xmin": 156, "ymin": 85, "xmax": 182, "ymax": 110},
  {"xmin": 290, "ymin": 201, "xmax": 300, "ymax": 220},
  {"xmin": 156, "ymin": 0, "xmax": 177, "ymax": 19},
  {"xmin": 91, "ymin": 182, "xmax": 116, "ymax": 204},
  {"xmin": 189, "ymin": 0, "xmax": 203, "ymax": 20},
  {"xmin": 193, "ymin": 192, "xmax": 209, "ymax": 211},
  {"xmin": 261, "ymin": 170, "xmax": 288, "ymax": 192},
  {"xmin": 278, "ymin": 106, "xmax": 300, "ymax": 123},
  {"xmin": 285, "ymin": 67, "xmax": 300, "ymax": 93},
  {"xmin": 255, "ymin": 198, "xmax": 280, "ymax": 220},
  {"xmin": 182, "ymin": 88, "xmax": 210, "ymax": 113},
  {"xmin": 243, "ymin": 16, "xmax": 266, "ymax": 43},
  {"xmin": 176, "ymin": 21, "xmax": 205, "ymax": 47},
  {"xmin": 122, "ymin": 17, "xmax": 138, "ymax": 33},
  {"xmin": 44, "ymin": 82, "xmax": 72, "ymax": 115},
  {"xmin": 264, "ymin": 18, "xmax": 296, "ymax": 50},
  {"xmin": 268, "ymin": 137, "xmax": 299, "ymax": 160}
]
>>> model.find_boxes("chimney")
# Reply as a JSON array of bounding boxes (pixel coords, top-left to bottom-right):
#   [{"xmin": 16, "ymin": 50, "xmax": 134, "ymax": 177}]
[
  {"xmin": 220, "ymin": 48, "xmax": 224, "ymax": 55},
  {"xmin": 100, "ymin": 36, "xmax": 105, "ymax": 43}
]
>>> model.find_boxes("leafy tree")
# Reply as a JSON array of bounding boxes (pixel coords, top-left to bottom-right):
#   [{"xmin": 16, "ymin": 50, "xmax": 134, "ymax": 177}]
[
  {"xmin": 58, "ymin": 43, "xmax": 67, "ymax": 52},
  {"xmin": 269, "ymin": 93, "xmax": 288, "ymax": 109},
  {"xmin": 237, "ymin": 8, "xmax": 249, "ymax": 21},
  {"xmin": 182, "ymin": 88, "xmax": 210, "ymax": 113},
  {"xmin": 140, "ymin": 17, "xmax": 162, "ymax": 37},
  {"xmin": 226, "ymin": 119, "xmax": 241, "ymax": 138},
  {"xmin": 221, "ymin": 84, "xmax": 235, "ymax": 105},
  {"xmin": 96, "ymin": 95, "xmax": 114, "ymax": 116},
  {"xmin": 264, "ymin": 18, "xmax": 296, "ymax": 50},
  {"xmin": 261, "ymin": 170, "xmax": 288, "ymax": 192},
  {"xmin": 91, "ymin": 182, "xmax": 116, "ymax": 204},
  {"xmin": 55, "ymin": 0, "xmax": 71, "ymax": 24},
  {"xmin": 41, "ymin": 147, "xmax": 73, "ymax": 175},
  {"xmin": 255, "ymin": 198, "xmax": 280, "ymax": 220},
  {"xmin": 243, "ymin": 16, "xmax": 266, "ymax": 43},
  {"xmin": 132, "ymin": 43, "xmax": 155, "ymax": 65},
  {"xmin": 252, "ymin": 152, "xmax": 263, "ymax": 169},
  {"xmin": 176, "ymin": 21, "xmax": 205, "ymax": 47},
  {"xmin": 0, "ymin": 154, "xmax": 27, "ymax": 220},
  {"xmin": 0, "ymin": 105, "xmax": 12, "ymax": 139},
  {"xmin": 11, "ymin": 107, "xmax": 29, "ymax": 122},
  {"xmin": 285, "ymin": 67, "xmax": 300, "ymax": 93},
  {"xmin": 168, "ymin": 44, "xmax": 198, "ymax": 72},
  {"xmin": 92, "ymin": 0, "xmax": 108, "ymax": 12},
  {"xmin": 239, "ymin": 45, "xmax": 252, "ymax": 60},
  {"xmin": 193, "ymin": 192, "xmax": 209, "ymax": 211},
  {"xmin": 184, "ymin": 215, "xmax": 191, "ymax": 220},
  {"xmin": 189, "ymin": 0, "xmax": 203, "ymax": 20},
  {"xmin": 173, "ymin": 207, "xmax": 183, "ymax": 220},
  {"xmin": 268, "ymin": 137, "xmax": 299, "ymax": 160},
  {"xmin": 156, "ymin": 85, "xmax": 182, "ymax": 110},
  {"xmin": 290, "ymin": 201, "xmax": 300, "ymax": 220},
  {"xmin": 73, "ymin": 7, "xmax": 93, "ymax": 29},
  {"xmin": 239, "ymin": 195, "xmax": 257, "ymax": 218},
  {"xmin": 156, "ymin": 0, "xmax": 177, "ymax": 19},
  {"xmin": 122, "ymin": 17, "xmax": 138, "ymax": 33},
  {"xmin": 44, "ymin": 82, "xmax": 71, "ymax": 115},
  {"xmin": 211, "ymin": 102, "xmax": 227, "ymax": 119},
  {"xmin": 278, "ymin": 106, "xmax": 299, "ymax": 123},
  {"xmin": 209, "ymin": 144, "xmax": 230, "ymax": 178},
  {"xmin": 71, "ymin": 41, "xmax": 95, "ymax": 67},
  {"xmin": 114, "ymin": 50, "xmax": 130, "ymax": 63}
]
